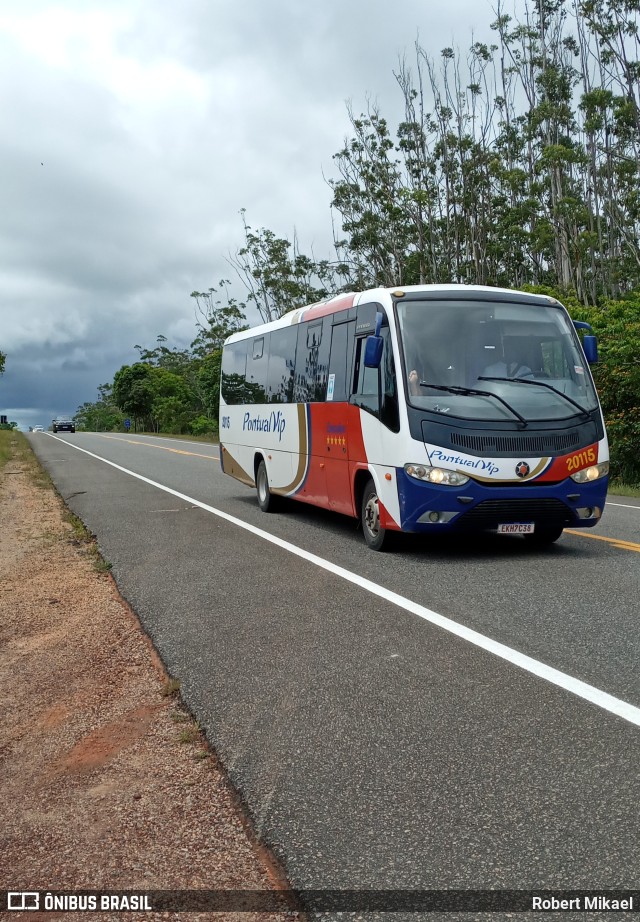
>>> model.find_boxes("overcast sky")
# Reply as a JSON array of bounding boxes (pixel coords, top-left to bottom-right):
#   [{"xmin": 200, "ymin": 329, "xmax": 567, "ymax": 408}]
[{"xmin": 1, "ymin": 0, "xmax": 506, "ymax": 429}]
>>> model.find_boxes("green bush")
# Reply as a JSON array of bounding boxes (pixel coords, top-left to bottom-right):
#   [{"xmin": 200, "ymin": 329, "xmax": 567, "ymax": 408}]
[
  {"xmin": 189, "ymin": 415, "xmax": 218, "ymax": 437},
  {"xmin": 523, "ymin": 286, "xmax": 640, "ymax": 484}
]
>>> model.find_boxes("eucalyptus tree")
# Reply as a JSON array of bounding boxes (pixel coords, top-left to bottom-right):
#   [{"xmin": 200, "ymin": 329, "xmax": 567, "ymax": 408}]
[
  {"xmin": 229, "ymin": 210, "xmax": 339, "ymax": 322},
  {"xmin": 188, "ymin": 282, "xmax": 249, "ymax": 426},
  {"xmin": 329, "ymin": 104, "xmax": 414, "ymax": 287},
  {"xmin": 190, "ymin": 281, "xmax": 247, "ymax": 353},
  {"xmin": 579, "ymin": 0, "xmax": 640, "ymax": 290},
  {"xmin": 133, "ymin": 334, "xmax": 192, "ymax": 374}
]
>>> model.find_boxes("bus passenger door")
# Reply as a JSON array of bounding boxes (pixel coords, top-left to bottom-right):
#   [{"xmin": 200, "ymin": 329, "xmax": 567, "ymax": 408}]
[
  {"xmin": 349, "ymin": 333, "xmax": 384, "ymax": 465},
  {"xmin": 322, "ymin": 318, "xmax": 355, "ymax": 515},
  {"xmin": 348, "ymin": 314, "xmax": 400, "ymax": 522}
]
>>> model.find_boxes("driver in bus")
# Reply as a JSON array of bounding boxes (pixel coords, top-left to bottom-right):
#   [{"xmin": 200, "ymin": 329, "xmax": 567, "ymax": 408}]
[{"xmin": 478, "ymin": 333, "xmax": 534, "ymax": 381}]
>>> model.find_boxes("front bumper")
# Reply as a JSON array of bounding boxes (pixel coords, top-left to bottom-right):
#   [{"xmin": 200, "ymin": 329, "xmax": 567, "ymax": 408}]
[{"xmin": 397, "ymin": 468, "xmax": 608, "ymax": 534}]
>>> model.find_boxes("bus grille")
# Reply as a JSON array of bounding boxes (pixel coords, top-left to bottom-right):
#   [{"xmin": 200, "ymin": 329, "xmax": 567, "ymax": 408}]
[
  {"xmin": 459, "ymin": 499, "xmax": 575, "ymax": 530},
  {"xmin": 450, "ymin": 431, "xmax": 580, "ymax": 455}
]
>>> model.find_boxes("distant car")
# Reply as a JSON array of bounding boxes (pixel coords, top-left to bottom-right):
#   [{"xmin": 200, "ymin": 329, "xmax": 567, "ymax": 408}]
[
  {"xmin": 52, "ymin": 418, "xmax": 75, "ymax": 433},
  {"xmin": 33, "ymin": 425, "xmax": 45, "ymax": 432}
]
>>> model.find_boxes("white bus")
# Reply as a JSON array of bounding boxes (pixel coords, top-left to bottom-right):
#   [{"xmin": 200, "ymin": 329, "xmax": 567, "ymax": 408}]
[{"xmin": 219, "ymin": 285, "xmax": 608, "ymax": 550}]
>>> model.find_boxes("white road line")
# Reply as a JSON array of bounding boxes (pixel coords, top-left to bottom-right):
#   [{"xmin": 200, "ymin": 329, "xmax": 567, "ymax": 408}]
[
  {"xmin": 607, "ymin": 501, "xmax": 640, "ymax": 510},
  {"xmin": 48, "ymin": 434, "xmax": 640, "ymax": 729}
]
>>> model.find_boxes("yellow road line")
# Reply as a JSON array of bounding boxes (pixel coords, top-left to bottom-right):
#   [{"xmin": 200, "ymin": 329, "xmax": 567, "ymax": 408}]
[
  {"xmin": 97, "ymin": 434, "xmax": 219, "ymax": 461},
  {"xmin": 564, "ymin": 529, "xmax": 640, "ymax": 553}
]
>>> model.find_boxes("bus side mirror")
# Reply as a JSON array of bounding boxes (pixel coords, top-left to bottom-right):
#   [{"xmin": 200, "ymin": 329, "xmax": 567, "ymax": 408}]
[
  {"xmin": 572, "ymin": 320, "xmax": 598, "ymax": 364},
  {"xmin": 582, "ymin": 335, "xmax": 598, "ymax": 364},
  {"xmin": 364, "ymin": 335, "xmax": 383, "ymax": 368}
]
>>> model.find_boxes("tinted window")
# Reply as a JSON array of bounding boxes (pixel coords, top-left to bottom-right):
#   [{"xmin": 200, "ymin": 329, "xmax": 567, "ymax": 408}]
[
  {"xmin": 328, "ymin": 320, "xmax": 355, "ymax": 402},
  {"xmin": 294, "ymin": 318, "xmax": 331, "ymax": 402},
  {"xmin": 221, "ymin": 340, "xmax": 248, "ymax": 405},
  {"xmin": 353, "ymin": 327, "xmax": 399, "ymax": 431},
  {"xmin": 380, "ymin": 327, "xmax": 399, "ymax": 431},
  {"xmin": 247, "ymin": 334, "xmax": 269, "ymax": 403},
  {"xmin": 355, "ymin": 339, "xmax": 379, "ymax": 396},
  {"xmin": 267, "ymin": 327, "xmax": 297, "ymax": 403}
]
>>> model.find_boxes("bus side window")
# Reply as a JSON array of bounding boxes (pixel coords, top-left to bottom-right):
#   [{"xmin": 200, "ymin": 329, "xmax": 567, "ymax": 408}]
[
  {"xmin": 352, "ymin": 328, "xmax": 399, "ymax": 431},
  {"xmin": 267, "ymin": 327, "xmax": 297, "ymax": 403},
  {"xmin": 221, "ymin": 340, "xmax": 248, "ymax": 405},
  {"xmin": 294, "ymin": 319, "xmax": 330, "ymax": 402},
  {"xmin": 328, "ymin": 320, "xmax": 355, "ymax": 402},
  {"xmin": 381, "ymin": 328, "xmax": 399, "ymax": 432},
  {"xmin": 247, "ymin": 334, "xmax": 269, "ymax": 403}
]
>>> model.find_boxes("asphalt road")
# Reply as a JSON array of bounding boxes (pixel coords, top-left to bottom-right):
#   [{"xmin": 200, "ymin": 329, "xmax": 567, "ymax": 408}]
[{"xmin": 29, "ymin": 432, "xmax": 640, "ymax": 907}]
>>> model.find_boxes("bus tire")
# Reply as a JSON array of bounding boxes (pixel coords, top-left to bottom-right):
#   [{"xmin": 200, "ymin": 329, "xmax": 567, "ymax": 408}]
[
  {"xmin": 361, "ymin": 478, "xmax": 388, "ymax": 551},
  {"xmin": 523, "ymin": 526, "xmax": 563, "ymax": 547},
  {"xmin": 256, "ymin": 459, "xmax": 278, "ymax": 513}
]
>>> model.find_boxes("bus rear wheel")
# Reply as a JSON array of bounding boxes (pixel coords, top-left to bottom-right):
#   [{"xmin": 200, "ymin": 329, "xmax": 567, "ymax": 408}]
[
  {"xmin": 361, "ymin": 478, "xmax": 389, "ymax": 551},
  {"xmin": 256, "ymin": 460, "xmax": 278, "ymax": 513}
]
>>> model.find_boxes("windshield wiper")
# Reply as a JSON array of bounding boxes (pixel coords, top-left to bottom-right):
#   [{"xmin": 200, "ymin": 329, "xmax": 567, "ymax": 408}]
[
  {"xmin": 477, "ymin": 377, "xmax": 591, "ymax": 419},
  {"xmin": 419, "ymin": 381, "xmax": 528, "ymax": 427}
]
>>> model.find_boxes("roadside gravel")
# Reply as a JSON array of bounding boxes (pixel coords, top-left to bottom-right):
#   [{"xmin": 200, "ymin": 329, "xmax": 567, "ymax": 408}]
[{"xmin": 0, "ymin": 432, "xmax": 303, "ymax": 921}]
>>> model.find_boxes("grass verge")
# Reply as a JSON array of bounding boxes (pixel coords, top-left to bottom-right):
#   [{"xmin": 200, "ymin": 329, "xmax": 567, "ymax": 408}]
[
  {"xmin": 0, "ymin": 431, "xmax": 47, "ymax": 488},
  {"xmin": 62, "ymin": 508, "xmax": 113, "ymax": 573},
  {"xmin": 609, "ymin": 481, "xmax": 640, "ymax": 499},
  {"xmin": 0, "ymin": 430, "xmax": 16, "ymax": 468},
  {"xmin": 1, "ymin": 431, "xmax": 114, "ymax": 572}
]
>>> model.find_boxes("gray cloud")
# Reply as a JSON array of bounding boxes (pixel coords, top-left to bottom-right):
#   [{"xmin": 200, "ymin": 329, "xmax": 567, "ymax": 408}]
[{"xmin": 0, "ymin": 0, "xmax": 505, "ymax": 429}]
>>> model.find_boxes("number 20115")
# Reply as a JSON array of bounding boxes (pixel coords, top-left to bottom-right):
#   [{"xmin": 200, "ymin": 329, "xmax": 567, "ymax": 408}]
[{"xmin": 567, "ymin": 447, "xmax": 596, "ymax": 471}]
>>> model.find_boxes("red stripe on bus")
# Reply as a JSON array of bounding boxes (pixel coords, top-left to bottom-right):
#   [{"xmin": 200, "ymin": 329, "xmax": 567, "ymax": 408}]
[{"xmin": 301, "ymin": 294, "xmax": 356, "ymax": 322}]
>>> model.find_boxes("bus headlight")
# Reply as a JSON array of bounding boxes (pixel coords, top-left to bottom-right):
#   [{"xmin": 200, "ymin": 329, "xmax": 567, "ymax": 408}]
[
  {"xmin": 404, "ymin": 463, "xmax": 469, "ymax": 486},
  {"xmin": 570, "ymin": 461, "xmax": 609, "ymax": 483}
]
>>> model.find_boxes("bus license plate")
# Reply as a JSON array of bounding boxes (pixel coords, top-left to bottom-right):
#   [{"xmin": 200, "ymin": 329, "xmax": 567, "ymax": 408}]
[{"xmin": 497, "ymin": 523, "xmax": 535, "ymax": 534}]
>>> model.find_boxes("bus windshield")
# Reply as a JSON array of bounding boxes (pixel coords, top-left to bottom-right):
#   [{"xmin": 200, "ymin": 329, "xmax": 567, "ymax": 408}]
[{"xmin": 395, "ymin": 298, "xmax": 599, "ymax": 422}]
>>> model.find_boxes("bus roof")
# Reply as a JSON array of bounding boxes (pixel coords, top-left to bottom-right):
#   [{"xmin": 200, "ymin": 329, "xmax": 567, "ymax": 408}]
[{"xmin": 223, "ymin": 284, "xmax": 562, "ymax": 344}]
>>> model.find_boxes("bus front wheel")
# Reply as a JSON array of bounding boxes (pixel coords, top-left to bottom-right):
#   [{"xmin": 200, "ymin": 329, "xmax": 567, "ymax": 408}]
[
  {"xmin": 523, "ymin": 526, "xmax": 563, "ymax": 547},
  {"xmin": 361, "ymin": 478, "xmax": 388, "ymax": 551},
  {"xmin": 256, "ymin": 460, "xmax": 278, "ymax": 513}
]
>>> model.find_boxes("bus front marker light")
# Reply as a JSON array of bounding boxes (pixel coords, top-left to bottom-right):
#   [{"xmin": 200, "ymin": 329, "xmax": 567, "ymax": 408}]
[
  {"xmin": 417, "ymin": 509, "xmax": 459, "ymax": 525},
  {"xmin": 576, "ymin": 506, "xmax": 601, "ymax": 520},
  {"xmin": 570, "ymin": 461, "xmax": 609, "ymax": 483}
]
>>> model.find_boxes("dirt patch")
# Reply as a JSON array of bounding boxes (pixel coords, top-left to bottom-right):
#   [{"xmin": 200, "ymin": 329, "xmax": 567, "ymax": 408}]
[
  {"xmin": 0, "ymin": 434, "xmax": 302, "ymax": 921},
  {"xmin": 45, "ymin": 706, "xmax": 159, "ymax": 778}
]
